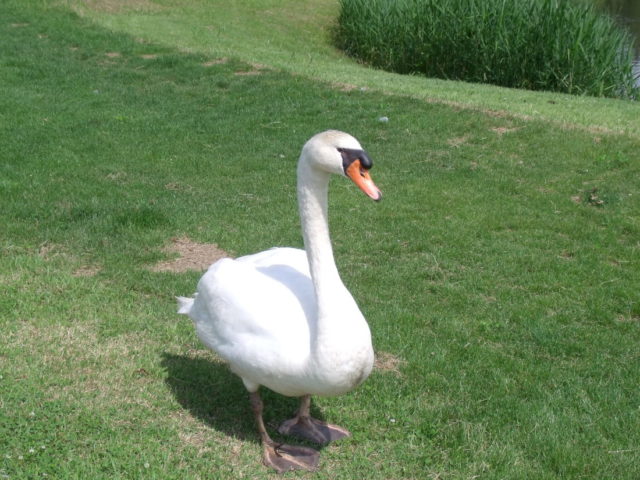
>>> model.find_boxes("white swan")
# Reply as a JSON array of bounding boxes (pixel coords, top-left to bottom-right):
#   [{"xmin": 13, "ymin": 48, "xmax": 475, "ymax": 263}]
[{"xmin": 177, "ymin": 130, "xmax": 381, "ymax": 472}]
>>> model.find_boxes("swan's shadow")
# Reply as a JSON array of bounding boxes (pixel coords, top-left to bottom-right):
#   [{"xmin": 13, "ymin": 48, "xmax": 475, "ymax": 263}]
[{"xmin": 161, "ymin": 352, "xmax": 328, "ymax": 445}]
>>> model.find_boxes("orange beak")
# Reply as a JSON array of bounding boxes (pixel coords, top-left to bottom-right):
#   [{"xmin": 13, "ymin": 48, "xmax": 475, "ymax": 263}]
[{"xmin": 345, "ymin": 159, "xmax": 382, "ymax": 201}]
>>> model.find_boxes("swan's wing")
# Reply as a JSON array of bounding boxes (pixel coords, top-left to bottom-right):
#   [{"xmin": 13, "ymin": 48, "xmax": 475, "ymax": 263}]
[
  {"xmin": 186, "ymin": 248, "xmax": 316, "ymax": 380},
  {"xmin": 235, "ymin": 247, "xmax": 310, "ymax": 272}
]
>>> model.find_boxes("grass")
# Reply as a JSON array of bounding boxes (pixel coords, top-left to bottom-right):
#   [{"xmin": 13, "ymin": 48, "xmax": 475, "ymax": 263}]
[
  {"xmin": 334, "ymin": 0, "xmax": 639, "ymax": 99},
  {"xmin": 62, "ymin": 0, "xmax": 640, "ymax": 139},
  {"xmin": 1, "ymin": 1, "xmax": 640, "ymax": 479}
]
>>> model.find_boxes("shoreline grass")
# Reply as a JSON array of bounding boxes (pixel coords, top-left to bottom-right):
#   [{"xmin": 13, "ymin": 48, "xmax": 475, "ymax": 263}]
[{"xmin": 2, "ymin": 1, "xmax": 639, "ymax": 479}]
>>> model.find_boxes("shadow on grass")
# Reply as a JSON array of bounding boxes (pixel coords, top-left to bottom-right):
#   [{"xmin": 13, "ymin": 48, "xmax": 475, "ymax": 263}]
[{"xmin": 160, "ymin": 352, "xmax": 328, "ymax": 445}]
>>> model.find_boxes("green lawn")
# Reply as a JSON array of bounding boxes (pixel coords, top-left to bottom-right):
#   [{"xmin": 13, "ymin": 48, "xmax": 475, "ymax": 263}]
[
  {"xmin": 1, "ymin": 1, "xmax": 639, "ymax": 479},
  {"xmin": 64, "ymin": 0, "xmax": 640, "ymax": 138}
]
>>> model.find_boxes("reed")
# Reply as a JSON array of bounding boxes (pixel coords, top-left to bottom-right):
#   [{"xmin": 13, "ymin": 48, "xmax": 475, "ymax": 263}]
[{"xmin": 335, "ymin": 0, "xmax": 638, "ymax": 99}]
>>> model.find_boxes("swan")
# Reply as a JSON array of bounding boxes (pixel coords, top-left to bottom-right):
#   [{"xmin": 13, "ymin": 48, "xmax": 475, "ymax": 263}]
[{"xmin": 177, "ymin": 130, "xmax": 381, "ymax": 472}]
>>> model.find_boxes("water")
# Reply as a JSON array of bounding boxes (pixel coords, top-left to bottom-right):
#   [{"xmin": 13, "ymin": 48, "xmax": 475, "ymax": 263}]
[{"xmin": 601, "ymin": 0, "xmax": 640, "ymax": 86}]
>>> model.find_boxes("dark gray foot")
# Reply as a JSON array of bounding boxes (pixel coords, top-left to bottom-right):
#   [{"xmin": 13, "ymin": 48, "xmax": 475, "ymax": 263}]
[
  {"xmin": 278, "ymin": 416, "xmax": 351, "ymax": 445},
  {"xmin": 263, "ymin": 441, "xmax": 320, "ymax": 473}
]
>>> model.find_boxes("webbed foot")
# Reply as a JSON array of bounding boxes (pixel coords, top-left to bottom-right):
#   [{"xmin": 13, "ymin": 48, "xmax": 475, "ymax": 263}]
[
  {"xmin": 250, "ymin": 391, "xmax": 321, "ymax": 473},
  {"xmin": 262, "ymin": 441, "xmax": 320, "ymax": 473},
  {"xmin": 278, "ymin": 415, "xmax": 350, "ymax": 445}
]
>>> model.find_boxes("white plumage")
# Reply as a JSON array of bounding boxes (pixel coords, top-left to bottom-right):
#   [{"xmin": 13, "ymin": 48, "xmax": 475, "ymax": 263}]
[{"xmin": 177, "ymin": 130, "xmax": 381, "ymax": 472}]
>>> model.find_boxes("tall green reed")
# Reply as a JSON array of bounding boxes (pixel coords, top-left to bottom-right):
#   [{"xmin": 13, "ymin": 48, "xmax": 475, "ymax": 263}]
[{"xmin": 335, "ymin": 0, "xmax": 638, "ymax": 99}]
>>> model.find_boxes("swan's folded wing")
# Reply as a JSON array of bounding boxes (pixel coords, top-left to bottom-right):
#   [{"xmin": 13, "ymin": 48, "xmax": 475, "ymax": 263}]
[{"xmin": 187, "ymin": 256, "xmax": 316, "ymax": 373}]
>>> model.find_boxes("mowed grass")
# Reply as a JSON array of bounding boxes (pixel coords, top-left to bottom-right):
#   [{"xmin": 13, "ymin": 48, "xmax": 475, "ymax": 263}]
[
  {"xmin": 64, "ymin": 0, "xmax": 640, "ymax": 139},
  {"xmin": 1, "ymin": 1, "xmax": 640, "ymax": 479}
]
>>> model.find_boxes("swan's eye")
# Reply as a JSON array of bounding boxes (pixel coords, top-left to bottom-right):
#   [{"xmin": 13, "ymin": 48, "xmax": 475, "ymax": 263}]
[{"xmin": 338, "ymin": 147, "xmax": 373, "ymax": 174}]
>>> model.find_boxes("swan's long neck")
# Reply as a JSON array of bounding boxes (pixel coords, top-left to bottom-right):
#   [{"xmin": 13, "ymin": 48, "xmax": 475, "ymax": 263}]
[
  {"xmin": 296, "ymin": 144, "xmax": 374, "ymax": 391},
  {"xmin": 297, "ymin": 160, "xmax": 344, "ymax": 322}
]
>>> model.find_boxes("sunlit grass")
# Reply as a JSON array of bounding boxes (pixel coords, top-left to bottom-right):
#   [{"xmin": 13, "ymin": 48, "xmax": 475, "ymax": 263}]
[
  {"xmin": 63, "ymin": 0, "xmax": 640, "ymax": 138},
  {"xmin": 1, "ymin": 1, "xmax": 639, "ymax": 479}
]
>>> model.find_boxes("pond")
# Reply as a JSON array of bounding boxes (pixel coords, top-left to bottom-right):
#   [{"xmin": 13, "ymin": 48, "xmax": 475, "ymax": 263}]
[{"xmin": 601, "ymin": 0, "xmax": 640, "ymax": 86}]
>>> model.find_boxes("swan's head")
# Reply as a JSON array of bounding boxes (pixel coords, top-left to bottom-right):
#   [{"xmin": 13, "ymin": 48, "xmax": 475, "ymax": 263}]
[{"xmin": 301, "ymin": 130, "xmax": 382, "ymax": 201}]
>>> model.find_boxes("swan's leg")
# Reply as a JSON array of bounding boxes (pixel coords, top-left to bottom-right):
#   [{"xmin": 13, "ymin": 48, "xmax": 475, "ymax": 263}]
[
  {"xmin": 249, "ymin": 391, "xmax": 319, "ymax": 473},
  {"xmin": 278, "ymin": 395, "xmax": 351, "ymax": 445}
]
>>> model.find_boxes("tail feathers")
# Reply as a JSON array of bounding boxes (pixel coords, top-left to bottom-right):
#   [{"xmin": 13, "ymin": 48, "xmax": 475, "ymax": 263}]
[{"xmin": 176, "ymin": 296, "xmax": 194, "ymax": 315}]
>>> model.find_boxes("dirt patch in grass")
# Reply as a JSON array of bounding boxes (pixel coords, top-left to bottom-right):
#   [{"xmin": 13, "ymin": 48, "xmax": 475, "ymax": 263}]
[
  {"xmin": 150, "ymin": 236, "xmax": 230, "ymax": 273},
  {"xmin": 202, "ymin": 57, "xmax": 228, "ymax": 67},
  {"xmin": 106, "ymin": 171, "xmax": 126, "ymax": 182},
  {"xmin": 374, "ymin": 351, "xmax": 405, "ymax": 376},
  {"xmin": 447, "ymin": 135, "xmax": 470, "ymax": 148},
  {"xmin": 416, "ymin": 96, "xmax": 632, "ymax": 138},
  {"xmin": 491, "ymin": 126, "xmax": 520, "ymax": 136},
  {"xmin": 234, "ymin": 63, "xmax": 269, "ymax": 76},
  {"xmin": 77, "ymin": 0, "xmax": 161, "ymax": 14},
  {"xmin": 37, "ymin": 242, "xmax": 61, "ymax": 258},
  {"xmin": 616, "ymin": 314, "xmax": 640, "ymax": 323},
  {"xmin": 234, "ymin": 70, "xmax": 262, "ymax": 76},
  {"xmin": 73, "ymin": 265, "xmax": 101, "ymax": 277},
  {"xmin": 164, "ymin": 182, "xmax": 192, "ymax": 192}
]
